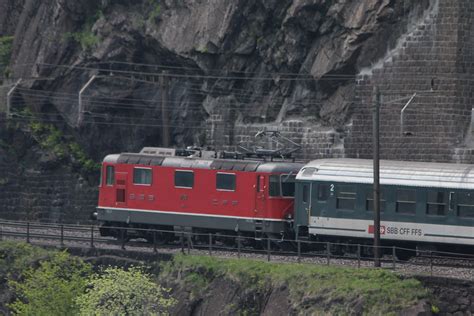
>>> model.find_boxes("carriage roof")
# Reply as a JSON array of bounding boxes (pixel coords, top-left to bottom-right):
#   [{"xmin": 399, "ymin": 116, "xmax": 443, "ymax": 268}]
[{"xmin": 296, "ymin": 158, "xmax": 474, "ymax": 190}]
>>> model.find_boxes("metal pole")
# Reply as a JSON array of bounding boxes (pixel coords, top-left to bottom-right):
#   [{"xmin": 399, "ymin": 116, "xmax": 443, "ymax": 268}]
[
  {"xmin": 297, "ymin": 240, "xmax": 301, "ymax": 263},
  {"xmin": 357, "ymin": 244, "xmax": 361, "ymax": 268},
  {"xmin": 26, "ymin": 222, "xmax": 30, "ymax": 243},
  {"xmin": 90, "ymin": 226, "xmax": 95, "ymax": 248},
  {"xmin": 180, "ymin": 231, "xmax": 184, "ymax": 254},
  {"xmin": 60, "ymin": 225, "xmax": 64, "ymax": 248},
  {"xmin": 153, "ymin": 231, "xmax": 157, "ymax": 253},
  {"xmin": 78, "ymin": 75, "xmax": 97, "ymax": 126},
  {"xmin": 159, "ymin": 73, "xmax": 170, "ymax": 147},
  {"xmin": 326, "ymin": 242, "xmax": 330, "ymax": 265},
  {"xmin": 392, "ymin": 246, "xmax": 396, "ymax": 269},
  {"xmin": 120, "ymin": 228, "xmax": 126, "ymax": 250},
  {"xmin": 267, "ymin": 237, "xmax": 271, "ymax": 262},
  {"xmin": 208, "ymin": 233, "xmax": 212, "ymax": 256},
  {"xmin": 6, "ymin": 79, "xmax": 22, "ymax": 118},
  {"xmin": 187, "ymin": 233, "xmax": 191, "ymax": 254},
  {"xmin": 373, "ymin": 86, "xmax": 381, "ymax": 268},
  {"xmin": 430, "ymin": 251, "xmax": 433, "ymax": 276},
  {"xmin": 237, "ymin": 234, "xmax": 241, "ymax": 259}
]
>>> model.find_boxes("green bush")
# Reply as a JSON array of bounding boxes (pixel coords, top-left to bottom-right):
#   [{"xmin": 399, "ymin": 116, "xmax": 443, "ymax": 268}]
[
  {"xmin": 8, "ymin": 251, "xmax": 92, "ymax": 316},
  {"xmin": 66, "ymin": 9, "xmax": 103, "ymax": 51},
  {"xmin": 0, "ymin": 36, "xmax": 13, "ymax": 77},
  {"xmin": 76, "ymin": 266, "xmax": 176, "ymax": 315}
]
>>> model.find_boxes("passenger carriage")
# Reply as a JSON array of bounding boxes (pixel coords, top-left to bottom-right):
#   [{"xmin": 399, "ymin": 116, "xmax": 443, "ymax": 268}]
[{"xmin": 294, "ymin": 159, "xmax": 474, "ymax": 250}]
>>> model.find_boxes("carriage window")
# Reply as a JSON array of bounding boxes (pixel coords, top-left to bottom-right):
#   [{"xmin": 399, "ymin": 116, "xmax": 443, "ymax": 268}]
[
  {"xmin": 318, "ymin": 184, "xmax": 329, "ymax": 201},
  {"xmin": 336, "ymin": 185, "xmax": 356, "ymax": 210},
  {"xmin": 175, "ymin": 170, "xmax": 194, "ymax": 188},
  {"xmin": 396, "ymin": 189, "xmax": 416, "ymax": 214},
  {"xmin": 366, "ymin": 190, "xmax": 385, "ymax": 212},
  {"xmin": 426, "ymin": 191, "xmax": 447, "ymax": 216},
  {"xmin": 269, "ymin": 175, "xmax": 280, "ymax": 197},
  {"xmin": 281, "ymin": 174, "xmax": 296, "ymax": 197},
  {"xmin": 216, "ymin": 173, "xmax": 236, "ymax": 191},
  {"xmin": 133, "ymin": 168, "xmax": 152, "ymax": 185},
  {"xmin": 106, "ymin": 166, "xmax": 115, "ymax": 186},
  {"xmin": 457, "ymin": 192, "xmax": 474, "ymax": 218}
]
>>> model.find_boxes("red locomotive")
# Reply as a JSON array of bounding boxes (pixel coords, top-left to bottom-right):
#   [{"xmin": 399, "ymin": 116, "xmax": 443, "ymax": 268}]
[{"xmin": 97, "ymin": 147, "xmax": 304, "ymax": 241}]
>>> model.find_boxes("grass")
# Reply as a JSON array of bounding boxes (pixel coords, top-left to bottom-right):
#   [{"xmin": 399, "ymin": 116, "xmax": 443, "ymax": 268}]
[{"xmin": 163, "ymin": 255, "xmax": 430, "ymax": 315}]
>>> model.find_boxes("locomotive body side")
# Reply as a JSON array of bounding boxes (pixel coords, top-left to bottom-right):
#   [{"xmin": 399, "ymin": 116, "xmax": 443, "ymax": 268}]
[{"xmin": 97, "ymin": 152, "xmax": 303, "ymax": 237}]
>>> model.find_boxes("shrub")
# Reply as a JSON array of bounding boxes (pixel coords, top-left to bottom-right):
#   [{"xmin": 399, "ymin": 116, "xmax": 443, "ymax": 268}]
[
  {"xmin": 8, "ymin": 251, "xmax": 92, "ymax": 316},
  {"xmin": 76, "ymin": 266, "xmax": 176, "ymax": 315}
]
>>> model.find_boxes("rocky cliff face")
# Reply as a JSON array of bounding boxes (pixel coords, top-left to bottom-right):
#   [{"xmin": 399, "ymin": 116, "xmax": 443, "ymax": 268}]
[
  {"xmin": 1, "ymin": 0, "xmax": 473, "ymax": 221},
  {"xmin": 3, "ymin": 0, "xmax": 432, "ymax": 157}
]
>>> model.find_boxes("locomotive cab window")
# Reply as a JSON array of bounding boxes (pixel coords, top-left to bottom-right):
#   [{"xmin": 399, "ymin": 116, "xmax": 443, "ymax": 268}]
[
  {"xmin": 216, "ymin": 173, "xmax": 236, "ymax": 191},
  {"xmin": 133, "ymin": 168, "xmax": 152, "ymax": 185},
  {"xmin": 175, "ymin": 170, "xmax": 194, "ymax": 188},
  {"xmin": 336, "ymin": 185, "xmax": 356, "ymax": 210},
  {"xmin": 281, "ymin": 174, "xmax": 296, "ymax": 197},
  {"xmin": 396, "ymin": 189, "xmax": 416, "ymax": 214},
  {"xmin": 106, "ymin": 166, "xmax": 115, "ymax": 186},
  {"xmin": 269, "ymin": 175, "xmax": 280, "ymax": 197},
  {"xmin": 366, "ymin": 190, "xmax": 385, "ymax": 212},
  {"xmin": 457, "ymin": 192, "xmax": 474, "ymax": 218},
  {"xmin": 426, "ymin": 191, "xmax": 447, "ymax": 216}
]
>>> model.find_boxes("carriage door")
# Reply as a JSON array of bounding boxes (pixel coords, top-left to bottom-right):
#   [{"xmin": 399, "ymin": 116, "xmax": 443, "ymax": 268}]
[
  {"xmin": 115, "ymin": 172, "xmax": 128, "ymax": 206},
  {"xmin": 255, "ymin": 175, "xmax": 266, "ymax": 218},
  {"xmin": 298, "ymin": 182, "xmax": 311, "ymax": 226}
]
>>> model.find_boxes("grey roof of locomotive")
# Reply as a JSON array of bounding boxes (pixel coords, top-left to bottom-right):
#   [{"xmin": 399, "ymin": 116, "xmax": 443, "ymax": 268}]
[
  {"xmin": 102, "ymin": 153, "xmax": 304, "ymax": 174},
  {"xmin": 297, "ymin": 158, "xmax": 474, "ymax": 190}
]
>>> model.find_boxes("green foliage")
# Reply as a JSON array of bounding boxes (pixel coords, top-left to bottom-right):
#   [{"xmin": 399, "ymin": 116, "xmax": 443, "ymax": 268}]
[
  {"xmin": 8, "ymin": 251, "xmax": 92, "ymax": 316},
  {"xmin": 149, "ymin": 4, "xmax": 161, "ymax": 20},
  {"xmin": 76, "ymin": 266, "xmax": 176, "ymax": 316},
  {"xmin": 28, "ymin": 118, "xmax": 100, "ymax": 173},
  {"xmin": 0, "ymin": 36, "xmax": 13, "ymax": 77},
  {"xmin": 0, "ymin": 241, "xmax": 51, "ymax": 277},
  {"xmin": 66, "ymin": 9, "xmax": 103, "ymax": 51},
  {"xmin": 164, "ymin": 255, "xmax": 429, "ymax": 315}
]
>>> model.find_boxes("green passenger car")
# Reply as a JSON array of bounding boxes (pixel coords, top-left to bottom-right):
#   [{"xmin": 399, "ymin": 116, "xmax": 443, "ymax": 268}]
[{"xmin": 294, "ymin": 159, "xmax": 474, "ymax": 248}]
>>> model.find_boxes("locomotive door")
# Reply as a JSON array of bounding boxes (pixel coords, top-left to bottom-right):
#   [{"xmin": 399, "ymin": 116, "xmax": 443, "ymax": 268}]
[
  {"xmin": 115, "ymin": 172, "xmax": 128, "ymax": 206},
  {"xmin": 255, "ymin": 175, "xmax": 266, "ymax": 218}
]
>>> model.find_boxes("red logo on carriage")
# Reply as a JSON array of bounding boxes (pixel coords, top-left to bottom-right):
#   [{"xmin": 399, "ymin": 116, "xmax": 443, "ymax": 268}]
[{"xmin": 368, "ymin": 225, "xmax": 385, "ymax": 235}]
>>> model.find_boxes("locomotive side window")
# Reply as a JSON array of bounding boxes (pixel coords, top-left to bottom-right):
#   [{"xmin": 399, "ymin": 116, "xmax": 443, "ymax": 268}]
[
  {"xmin": 106, "ymin": 166, "xmax": 115, "ymax": 186},
  {"xmin": 216, "ymin": 173, "xmax": 236, "ymax": 191},
  {"xmin": 133, "ymin": 168, "xmax": 152, "ymax": 185},
  {"xmin": 281, "ymin": 174, "xmax": 296, "ymax": 197},
  {"xmin": 426, "ymin": 191, "xmax": 447, "ymax": 216},
  {"xmin": 175, "ymin": 170, "xmax": 194, "ymax": 188},
  {"xmin": 269, "ymin": 175, "xmax": 280, "ymax": 196},
  {"xmin": 366, "ymin": 190, "xmax": 385, "ymax": 212},
  {"xmin": 336, "ymin": 185, "xmax": 356, "ymax": 210},
  {"xmin": 396, "ymin": 189, "xmax": 416, "ymax": 214},
  {"xmin": 457, "ymin": 192, "xmax": 474, "ymax": 218}
]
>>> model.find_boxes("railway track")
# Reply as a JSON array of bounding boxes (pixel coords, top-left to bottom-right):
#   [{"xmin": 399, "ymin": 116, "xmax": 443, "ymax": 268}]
[{"xmin": 0, "ymin": 220, "xmax": 473, "ymax": 281}]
